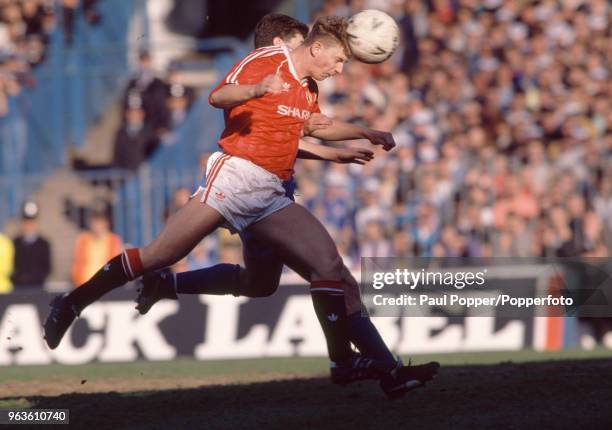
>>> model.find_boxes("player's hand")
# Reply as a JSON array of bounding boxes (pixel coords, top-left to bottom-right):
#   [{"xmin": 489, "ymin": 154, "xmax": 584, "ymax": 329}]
[
  {"xmin": 364, "ymin": 129, "xmax": 396, "ymax": 152},
  {"xmin": 332, "ymin": 147, "xmax": 375, "ymax": 165},
  {"xmin": 303, "ymin": 113, "xmax": 333, "ymax": 136},
  {"xmin": 254, "ymin": 74, "xmax": 285, "ymax": 97}
]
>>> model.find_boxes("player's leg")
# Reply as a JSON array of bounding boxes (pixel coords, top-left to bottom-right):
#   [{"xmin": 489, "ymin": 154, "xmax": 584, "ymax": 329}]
[
  {"xmin": 246, "ymin": 202, "xmax": 357, "ymax": 368},
  {"xmin": 171, "ymin": 178, "xmax": 297, "ymax": 298},
  {"xmin": 137, "ymin": 201, "xmax": 397, "ymax": 365},
  {"xmin": 247, "ymin": 204, "xmax": 440, "ymax": 392},
  {"xmin": 135, "ymin": 230, "xmax": 287, "ymax": 314},
  {"xmin": 237, "ymin": 233, "xmax": 285, "ymax": 296},
  {"xmin": 44, "ymin": 195, "xmax": 225, "ymax": 349},
  {"xmin": 282, "ymin": 256, "xmax": 438, "ymax": 393},
  {"xmin": 339, "ymin": 265, "xmax": 396, "ymax": 361},
  {"xmin": 136, "ymin": 173, "xmax": 299, "ymax": 311},
  {"xmin": 280, "ymin": 255, "xmax": 396, "ymax": 362},
  {"xmin": 69, "ymin": 196, "xmax": 225, "ymax": 311}
]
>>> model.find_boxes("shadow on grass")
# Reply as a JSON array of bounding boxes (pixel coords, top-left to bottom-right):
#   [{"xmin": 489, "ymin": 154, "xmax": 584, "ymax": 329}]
[{"xmin": 3, "ymin": 359, "xmax": 612, "ymax": 430}]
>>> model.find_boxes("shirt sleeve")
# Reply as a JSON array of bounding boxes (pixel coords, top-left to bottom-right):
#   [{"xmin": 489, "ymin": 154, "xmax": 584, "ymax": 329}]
[{"xmin": 209, "ymin": 47, "xmax": 281, "ymax": 105}]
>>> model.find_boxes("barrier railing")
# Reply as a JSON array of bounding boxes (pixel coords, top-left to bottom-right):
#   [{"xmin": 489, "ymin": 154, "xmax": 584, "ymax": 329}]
[{"xmin": 73, "ymin": 167, "xmax": 201, "ymax": 246}]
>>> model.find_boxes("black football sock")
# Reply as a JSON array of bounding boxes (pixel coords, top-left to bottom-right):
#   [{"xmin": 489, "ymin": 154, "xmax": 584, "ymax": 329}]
[
  {"xmin": 347, "ymin": 312, "xmax": 396, "ymax": 362},
  {"xmin": 66, "ymin": 249, "xmax": 144, "ymax": 314},
  {"xmin": 310, "ymin": 280, "xmax": 353, "ymax": 365}
]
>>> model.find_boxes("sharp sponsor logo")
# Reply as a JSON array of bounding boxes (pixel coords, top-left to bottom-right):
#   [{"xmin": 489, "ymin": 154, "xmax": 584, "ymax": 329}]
[{"xmin": 277, "ymin": 105, "xmax": 311, "ymax": 120}]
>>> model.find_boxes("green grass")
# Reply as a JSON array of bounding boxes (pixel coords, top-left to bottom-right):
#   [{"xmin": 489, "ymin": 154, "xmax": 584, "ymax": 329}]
[
  {"xmin": 2, "ymin": 350, "xmax": 611, "ymax": 429},
  {"xmin": 3, "ymin": 348, "xmax": 611, "ymax": 382},
  {"xmin": 0, "ymin": 398, "xmax": 33, "ymax": 409}
]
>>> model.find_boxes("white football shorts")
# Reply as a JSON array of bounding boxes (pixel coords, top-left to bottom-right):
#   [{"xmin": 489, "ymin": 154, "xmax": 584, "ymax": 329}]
[{"xmin": 194, "ymin": 151, "xmax": 293, "ymax": 233}]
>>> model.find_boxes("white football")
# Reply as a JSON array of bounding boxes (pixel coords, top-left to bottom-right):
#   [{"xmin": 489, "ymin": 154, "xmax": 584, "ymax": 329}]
[{"xmin": 347, "ymin": 9, "xmax": 400, "ymax": 64}]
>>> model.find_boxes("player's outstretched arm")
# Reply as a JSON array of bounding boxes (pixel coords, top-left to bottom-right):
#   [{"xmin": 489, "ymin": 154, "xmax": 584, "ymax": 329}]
[
  {"xmin": 307, "ymin": 120, "xmax": 396, "ymax": 151},
  {"xmin": 298, "ymin": 113, "xmax": 374, "ymax": 164},
  {"xmin": 297, "ymin": 140, "xmax": 374, "ymax": 165},
  {"xmin": 209, "ymin": 74, "xmax": 284, "ymax": 109}
]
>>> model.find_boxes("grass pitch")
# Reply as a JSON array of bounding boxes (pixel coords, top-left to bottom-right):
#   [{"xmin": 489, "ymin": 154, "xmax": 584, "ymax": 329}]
[{"xmin": 2, "ymin": 349, "xmax": 611, "ymax": 429}]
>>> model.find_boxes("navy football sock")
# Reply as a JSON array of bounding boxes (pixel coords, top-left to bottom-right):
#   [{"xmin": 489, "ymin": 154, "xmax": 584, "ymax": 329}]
[
  {"xmin": 347, "ymin": 312, "xmax": 395, "ymax": 362},
  {"xmin": 175, "ymin": 264, "xmax": 241, "ymax": 295}
]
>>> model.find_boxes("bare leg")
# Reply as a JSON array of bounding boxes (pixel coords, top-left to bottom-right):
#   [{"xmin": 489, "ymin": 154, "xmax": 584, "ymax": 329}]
[
  {"xmin": 67, "ymin": 192, "xmax": 225, "ymax": 312},
  {"xmin": 246, "ymin": 203, "xmax": 356, "ymax": 364},
  {"xmin": 248, "ymin": 204, "xmax": 345, "ymax": 280},
  {"xmin": 139, "ymin": 194, "xmax": 226, "ymax": 270},
  {"xmin": 246, "ymin": 203, "xmax": 362, "ymax": 314},
  {"xmin": 45, "ymin": 192, "xmax": 227, "ymax": 349}
]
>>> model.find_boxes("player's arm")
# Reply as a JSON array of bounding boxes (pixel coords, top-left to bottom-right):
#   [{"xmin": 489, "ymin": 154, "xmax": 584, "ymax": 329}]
[
  {"xmin": 308, "ymin": 120, "xmax": 396, "ymax": 151},
  {"xmin": 297, "ymin": 140, "xmax": 374, "ymax": 165},
  {"xmin": 209, "ymin": 74, "xmax": 284, "ymax": 109},
  {"xmin": 298, "ymin": 113, "xmax": 374, "ymax": 164}
]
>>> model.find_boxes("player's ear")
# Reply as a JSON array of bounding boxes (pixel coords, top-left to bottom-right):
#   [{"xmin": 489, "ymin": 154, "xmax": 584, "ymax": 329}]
[
  {"xmin": 310, "ymin": 41, "xmax": 322, "ymax": 57},
  {"xmin": 272, "ymin": 36, "xmax": 284, "ymax": 47}
]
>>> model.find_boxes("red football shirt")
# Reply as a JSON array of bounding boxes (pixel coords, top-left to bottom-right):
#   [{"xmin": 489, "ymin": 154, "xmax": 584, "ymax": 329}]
[{"xmin": 209, "ymin": 45, "xmax": 321, "ymax": 180}]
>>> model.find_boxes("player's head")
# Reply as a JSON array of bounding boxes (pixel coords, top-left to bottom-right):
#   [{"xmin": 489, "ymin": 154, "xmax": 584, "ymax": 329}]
[
  {"xmin": 302, "ymin": 16, "xmax": 350, "ymax": 80},
  {"xmin": 254, "ymin": 13, "xmax": 309, "ymax": 49}
]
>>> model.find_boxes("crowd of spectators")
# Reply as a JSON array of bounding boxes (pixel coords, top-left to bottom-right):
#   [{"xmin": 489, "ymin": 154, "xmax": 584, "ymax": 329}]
[
  {"xmin": 284, "ymin": 0, "xmax": 611, "ymax": 268},
  {"xmin": 176, "ymin": 0, "xmax": 611, "ymax": 269},
  {"xmin": 122, "ymin": 0, "xmax": 611, "ymax": 270},
  {"xmin": 0, "ymin": 0, "xmax": 102, "ymax": 119},
  {"xmin": 1, "ymin": 0, "xmax": 611, "ymax": 289},
  {"xmin": 0, "ymin": 0, "xmax": 55, "ymax": 118}
]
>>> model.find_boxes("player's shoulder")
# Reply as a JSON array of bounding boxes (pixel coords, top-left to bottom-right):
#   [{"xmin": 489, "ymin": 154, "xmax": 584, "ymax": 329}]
[
  {"xmin": 226, "ymin": 46, "xmax": 285, "ymax": 84},
  {"xmin": 240, "ymin": 46, "xmax": 285, "ymax": 65}
]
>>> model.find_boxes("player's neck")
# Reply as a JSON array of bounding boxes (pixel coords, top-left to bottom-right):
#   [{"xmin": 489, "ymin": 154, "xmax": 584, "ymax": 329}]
[{"xmin": 290, "ymin": 46, "xmax": 311, "ymax": 80}]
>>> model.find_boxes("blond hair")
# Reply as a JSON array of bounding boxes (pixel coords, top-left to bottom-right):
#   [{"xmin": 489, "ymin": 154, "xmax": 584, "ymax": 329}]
[{"xmin": 304, "ymin": 16, "xmax": 351, "ymax": 57}]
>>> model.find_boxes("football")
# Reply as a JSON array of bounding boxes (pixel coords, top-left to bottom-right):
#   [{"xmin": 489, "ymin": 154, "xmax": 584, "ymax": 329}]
[{"xmin": 347, "ymin": 9, "xmax": 400, "ymax": 64}]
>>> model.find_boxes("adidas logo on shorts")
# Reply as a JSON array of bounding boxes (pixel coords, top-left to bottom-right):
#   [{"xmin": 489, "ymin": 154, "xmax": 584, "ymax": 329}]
[{"xmin": 214, "ymin": 191, "xmax": 226, "ymax": 201}]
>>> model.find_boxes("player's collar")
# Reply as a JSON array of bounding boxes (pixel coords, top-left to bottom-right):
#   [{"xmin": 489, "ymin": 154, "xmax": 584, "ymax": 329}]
[{"xmin": 281, "ymin": 44, "xmax": 301, "ymax": 82}]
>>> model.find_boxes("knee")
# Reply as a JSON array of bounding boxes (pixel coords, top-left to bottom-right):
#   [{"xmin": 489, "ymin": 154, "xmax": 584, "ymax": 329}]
[
  {"xmin": 238, "ymin": 268, "xmax": 280, "ymax": 298},
  {"xmin": 243, "ymin": 282, "xmax": 278, "ymax": 298}
]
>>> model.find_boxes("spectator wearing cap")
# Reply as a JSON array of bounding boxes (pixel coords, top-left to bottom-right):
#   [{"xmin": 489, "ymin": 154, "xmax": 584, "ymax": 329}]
[
  {"xmin": 11, "ymin": 201, "xmax": 51, "ymax": 289},
  {"xmin": 157, "ymin": 64, "xmax": 197, "ymax": 145},
  {"xmin": 158, "ymin": 87, "xmax": 191, "ymax": 146},
  {"xmin": 122, "ymin": 51, "xmax": 168, "ymax": 131},
  {"xmin": 71, "ymin": 210, "xmax": 122, "ymax": 287},
  {"xmin": 0, "ymin": 228, "xmax": 14, "ymax": 294},
  {"xmin": 164, "ymin": 64, "xmax": 196, "ymax": 109}
]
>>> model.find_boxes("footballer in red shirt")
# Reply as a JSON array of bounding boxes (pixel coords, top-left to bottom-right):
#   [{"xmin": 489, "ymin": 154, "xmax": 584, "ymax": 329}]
[{"xmin": 44, "ymin": 15, "xmax": 439, "ymax": 396}]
